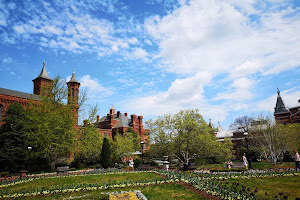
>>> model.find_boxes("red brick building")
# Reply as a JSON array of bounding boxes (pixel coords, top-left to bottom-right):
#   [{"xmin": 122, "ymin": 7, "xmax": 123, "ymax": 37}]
[
  {"xmin": 0, "ymin": 62, "xmax": 80, "ymax": 127},
  {"xmin": 274, "ymin": 89, "xmax": 300, "ymax": 124},
  {"xmin": 94, "ymin": 106, "xmax": 150, "ymax": 152},
  {"xmin": 0, "ymin": 62, "xmax": 149, "ymax": 152}
]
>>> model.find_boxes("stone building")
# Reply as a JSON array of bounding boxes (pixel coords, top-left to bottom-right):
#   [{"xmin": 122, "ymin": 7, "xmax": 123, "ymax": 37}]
[
  {"xmin": 93, "ymin": 106, "xmax": 150, "ymax": 152},
  {"xmin": 274, "ymin": 89, "xmax": 300, "ymax": 124}
]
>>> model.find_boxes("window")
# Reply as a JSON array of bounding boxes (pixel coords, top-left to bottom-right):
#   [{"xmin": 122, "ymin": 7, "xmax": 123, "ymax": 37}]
[{"xmin": 72, "ymin": 88, "xmax": 74, "ymax": 100}]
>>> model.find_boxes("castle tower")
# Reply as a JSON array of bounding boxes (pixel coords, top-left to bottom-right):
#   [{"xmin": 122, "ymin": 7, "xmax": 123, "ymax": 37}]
[
  {"xmin": 32, "ymin": 61, "xmax": 53, "ymax": 96},
  {"xmin": 274, "ymin": 88, "xmax": 291, "ymax": 123},
  {"xmin": 67, "ymin": 70, "xmax": 80, "ymax": 126}
]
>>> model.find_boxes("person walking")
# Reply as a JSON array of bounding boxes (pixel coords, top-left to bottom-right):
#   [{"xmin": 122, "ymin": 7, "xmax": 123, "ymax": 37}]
[
  {"xmin": 294, "ymin": 150, "xmax": 300, "ymax": 171},
  {"xmin": 129, "ymin": 156, "xmax": 134, "ymax": 171},
  {"xmin": 242, "ymin": 153, "xmax": 248, "ymax": 170}
]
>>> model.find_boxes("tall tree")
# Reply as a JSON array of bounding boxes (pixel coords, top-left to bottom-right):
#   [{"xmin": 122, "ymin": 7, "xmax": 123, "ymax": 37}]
[
  {"xmin": 75, "ymin": 105, "xmax": 103, "ymax": 166},
  {"xmin": 75, "ymin": 125, "xmax": 103, "ymax": 165},
  {"xmin": 250, "ymin": 116, "xmax": 299, "ymax": 165},
  {"xmin": 230, "ymin": 116, "xmax": 253, "ymax": 133},
  {"xmin": 100, "ymin": 137, "xmax": 111, "ymax": 169},
  {"xmin": 26, "ymin": 75, "xmax": 76, "ymax": 170},
  {"xmin": 0, "ymin": 103, "xmax": 28, "ymax": 172},
  {"xmin": 146, "ymin": 109, "xmax": 232, "ymax": 163}
]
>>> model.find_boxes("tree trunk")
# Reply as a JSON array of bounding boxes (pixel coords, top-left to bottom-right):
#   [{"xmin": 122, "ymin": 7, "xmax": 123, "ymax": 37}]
[
  {"xmin": 50, "ymin": 153, "xmax": 56, "ymax": 171},
  {"xmin": 50, "ymin": 159, "xmax": 56, "ymax": 171}
]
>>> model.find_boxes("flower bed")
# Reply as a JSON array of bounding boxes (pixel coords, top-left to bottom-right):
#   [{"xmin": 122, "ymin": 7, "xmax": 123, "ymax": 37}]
[
  {"xmin": 1, "ymin": 169, "xmax": 299, "ymax": 199},
  {"xmin": 155, "ymin": 169, "xmax": 300, "ymax": 200},
  {"xmin": 0, "ymin": 171, "xmax": 175, "ymax": 198}
]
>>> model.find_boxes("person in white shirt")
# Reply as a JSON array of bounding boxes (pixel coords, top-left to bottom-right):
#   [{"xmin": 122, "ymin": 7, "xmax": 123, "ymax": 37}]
[
  {"xmin": 294, "ymin": 150, "xmax": 300, "ymax": 171},
  {"xmin": 242, "ymin": 153, "xmax": 248, "ymax": 170}
]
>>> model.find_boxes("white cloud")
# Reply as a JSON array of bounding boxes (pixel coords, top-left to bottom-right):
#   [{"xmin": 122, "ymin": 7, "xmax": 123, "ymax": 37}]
[
  {"xmin": 13, "ymin": 25, "xmax": 25, "ymax": 34},
  {"xmin": 123, "ymin": 71, "xmax": 213, "ymax": 115},
  {"xmin": 111, "ymin": 45, "xmax": 119, "ymax": 52},
  {"xmin": 79, "ymin": 74, "xmax": 114, "ymax": 97},
  {"xmin": 214, "ymin": 77, "xmax": 255, "ymax": 101},
  {"xmin": 144, "ymin": 39, "xmax": 152, "ymax": 45},
  {"xmin": 3, "ymin": 57, "xmax": 12, "ymax": 64},
  {"xmin": 230, "ymin": 61, "xmax": 261, "ymax": 79},
  {"xmin": 118, "ymin": 78, "xmax": 137, "ymax": 87},
  {"xmin": 125, "ymin": 48, "xmax": 150, "ymax": 62},
  {"xmin": 144, "ymin": 0, "xmax": 300, "ymax": 76},
  {"xmin": 2, "ymin": 1, "xmax": 145, "ymax": 58},
  {"xmin": 0, "ymin": 12, "xmax": 7, "ymax": 26}
]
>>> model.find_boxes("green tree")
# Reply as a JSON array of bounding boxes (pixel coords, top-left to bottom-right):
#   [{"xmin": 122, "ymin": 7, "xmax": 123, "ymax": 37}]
[
  {"xmin": 26, "ymin": 76, "xmax": 76, "ymax": 171},
  {"xmin": 75, "ymin": 126, "xmax": 103, "ymax": 166},
  {"xmin": 113, "ymin": 130, "xmax": 141, "ymax": 162},
  {"xmin": 100, "ymin": 137, "xmax": 111, "ymax": 168},
  {"xmin": 0, "ymin": 103, "xmax": 28, "ymax": 172},
  {"xmin": 75, "ymin": 105, "xmax": 103, "ymax": 166},
  {"xmin": 146, "ymin": 109, "xmax": 232, "ymax": 163}
]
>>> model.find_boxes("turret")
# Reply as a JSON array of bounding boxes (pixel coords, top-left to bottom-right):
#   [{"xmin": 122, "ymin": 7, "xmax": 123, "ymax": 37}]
[
  {"xmin": 32, "ymin": 61, "xmax": 53, "ymax": 96},
  {"xmin": 67, "ymin": 69, "xmax": 80, "ymax": 126}
]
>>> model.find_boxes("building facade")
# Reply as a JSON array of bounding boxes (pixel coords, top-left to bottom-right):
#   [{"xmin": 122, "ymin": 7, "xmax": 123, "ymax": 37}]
[
  {"xmin": 274, "ymin": 89, "xmax": 300, "ymax": 124},
  {"xmin": 94, "ymin": 106, "xmax": 150, "ymax": 152},
  {"xmin": 0, "ymin": 62, "xmax": 80, "ymax": 126}
]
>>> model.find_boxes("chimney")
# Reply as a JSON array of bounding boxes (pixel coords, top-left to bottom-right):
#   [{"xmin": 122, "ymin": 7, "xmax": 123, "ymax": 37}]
[
  {"xmin": 131, "ymin": 114, "xmax": 137, "ymax": 123},
  {"xmin": 117, "ymin": 111, "xmax": 120, "ymax": 118},
  {"xmin": 97, "ymin": 115, "xmax": 99, "ymax": 121},
  {"xmin": 138, "ymin": 116, "xmax": 143, "ymax": 125},
  {"xmin": 125, "ymin": 113, "xmax": 128, "ymax": 117}
]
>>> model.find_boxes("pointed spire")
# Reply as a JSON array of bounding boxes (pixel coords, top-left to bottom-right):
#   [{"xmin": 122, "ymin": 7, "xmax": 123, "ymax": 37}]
[
  {"xmin": 274, "ymin": 88, "xmax": 289, "ymax": 114},
  {"xmin": 68, "ymin": 69, "xmax": 80, "ymax": 84},
  {"xmin": 34, "ymin": 61, "xmax": 52, "ymax": 80}
]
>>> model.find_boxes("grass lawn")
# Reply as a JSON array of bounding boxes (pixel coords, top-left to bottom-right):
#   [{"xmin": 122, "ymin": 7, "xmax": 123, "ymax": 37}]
[
  {"xmin": 1, "ymin": 172, "xmax": 161, "ymax": 194},
  {"xmin": 14, "ymin": 183, "xmax": 207, "ymax": 200},
  {"xmin": 228, "ymin": 176, "xmax": 300, "ymax": 199},
  {"xmin": 196, "ymin": 161, "xmax": 295, "ymax": 170},
  {"xmin": 251, "ymin": 161, "xmax": 294, "ymax": 169}
]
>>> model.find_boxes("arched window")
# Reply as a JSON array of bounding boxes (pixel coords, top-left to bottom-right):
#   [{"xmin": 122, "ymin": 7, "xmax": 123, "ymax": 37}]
[{"xmin": 72, "ymin": 88, "xmax": 74, "ymax": 100}]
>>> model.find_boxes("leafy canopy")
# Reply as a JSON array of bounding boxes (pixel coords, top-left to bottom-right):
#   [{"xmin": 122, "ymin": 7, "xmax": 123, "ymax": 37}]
[{"xmin": 146, "ymin": 109, "xmax": 232, "ymax": 163}]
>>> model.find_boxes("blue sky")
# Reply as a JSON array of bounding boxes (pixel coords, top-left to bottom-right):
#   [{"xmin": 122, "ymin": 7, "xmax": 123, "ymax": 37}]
[{"xmin": 0, "ymin": 0, "xmax": 299, "ymax": 129}]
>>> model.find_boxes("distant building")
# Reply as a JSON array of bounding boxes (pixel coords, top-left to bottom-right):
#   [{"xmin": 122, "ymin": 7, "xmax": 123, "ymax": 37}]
[
  {"xmin": 274, "ymin": 89, "xmax": 300, "ymax": 124},
  {"xmin": 0, "ymin": 62, "xmax": 80, "ymax": 126},
  {"xmin": 93, "ymin": 106, "xmax": 150, "ymax": 152},
  {"xmin": 215, "ymin": 122, "xmax": 247, "ymax": 158}
]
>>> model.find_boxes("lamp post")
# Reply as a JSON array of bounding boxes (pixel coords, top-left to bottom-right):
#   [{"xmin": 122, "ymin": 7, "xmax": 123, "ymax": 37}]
[
  {"xmin": 140, "ymin": 141, "xmax": 144, "ymax": 164},
  {"xmin": 27, "ymin": 146, "xmax": 32, "ymax": 173}
]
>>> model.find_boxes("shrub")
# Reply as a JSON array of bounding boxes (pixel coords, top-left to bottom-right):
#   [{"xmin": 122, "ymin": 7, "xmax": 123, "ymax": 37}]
[{"xmin": 100, "ymin": 138, "xmax": 111, "ymax": 169}]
